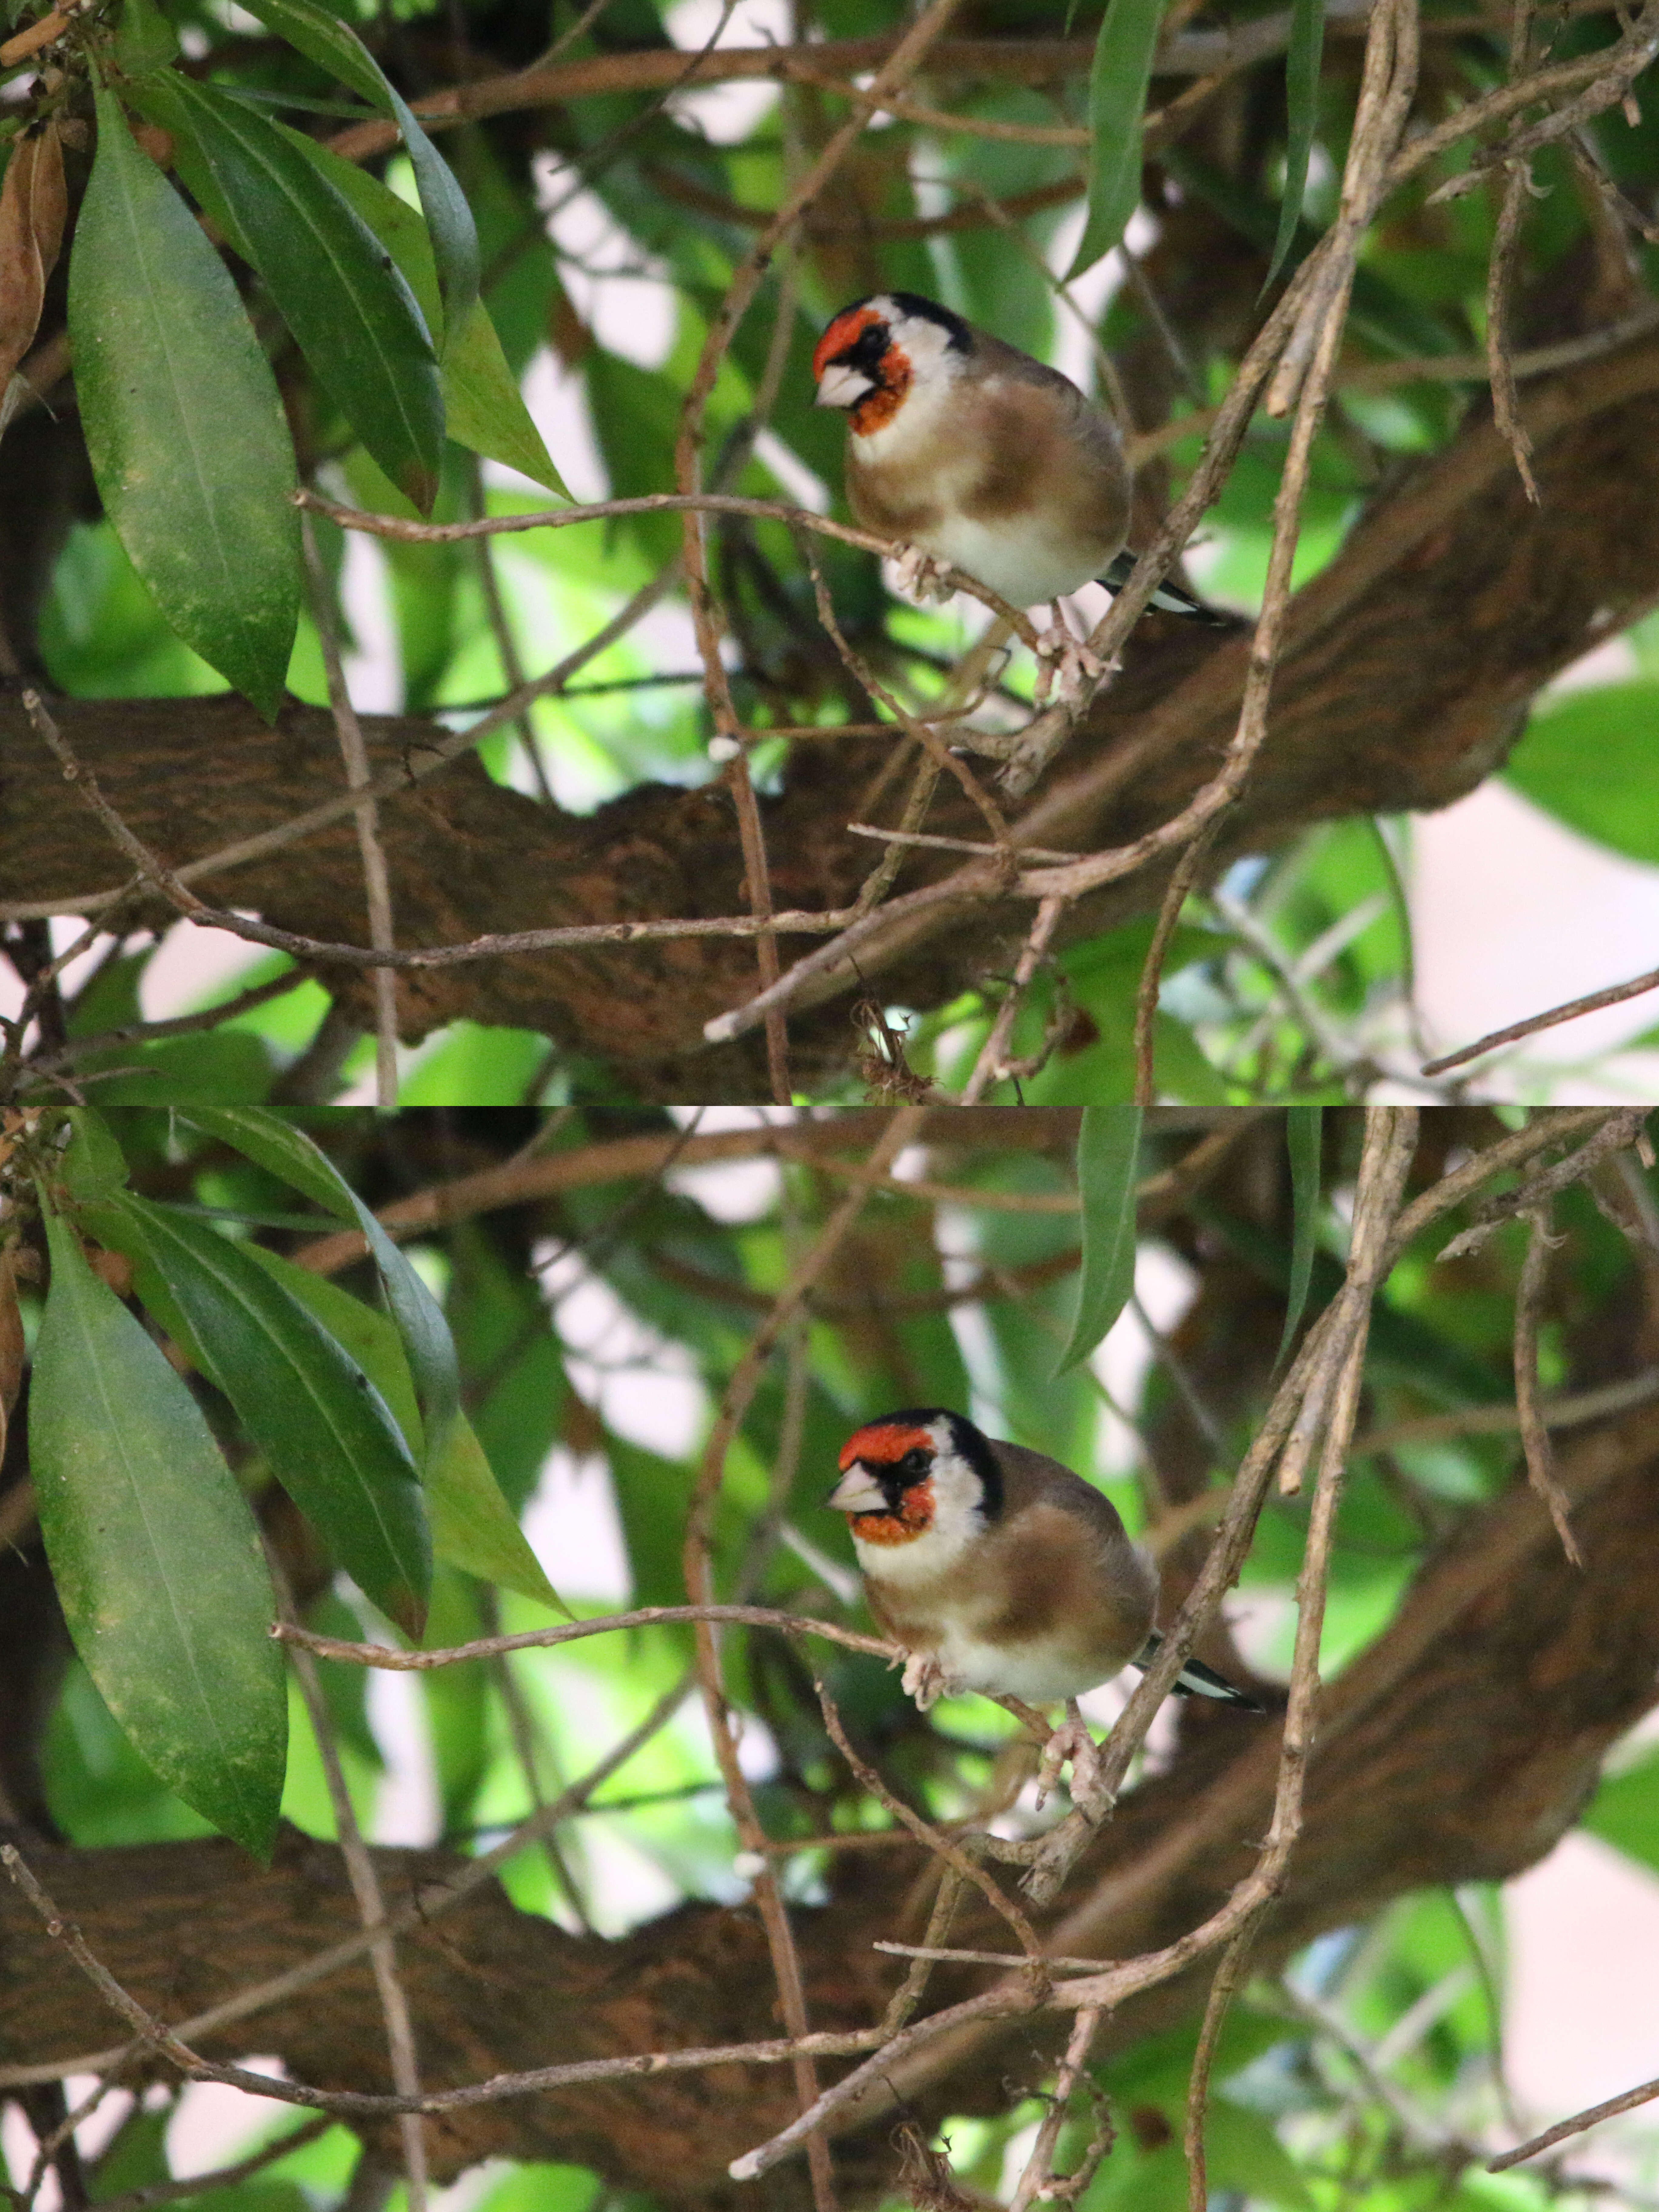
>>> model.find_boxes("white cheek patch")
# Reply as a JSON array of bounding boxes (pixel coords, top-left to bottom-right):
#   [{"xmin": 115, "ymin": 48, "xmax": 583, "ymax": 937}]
[{"xmin": 847, "ymin": 346, "xmax": 961, "ymax": 466}]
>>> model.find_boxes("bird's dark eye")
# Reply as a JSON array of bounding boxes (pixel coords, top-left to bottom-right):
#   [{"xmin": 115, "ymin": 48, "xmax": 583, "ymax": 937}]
[
  {"xmin": 897, "ymin": 1448, "xmax": 930, "ymax": 1480},
  {"xmin": 833, "ymin": 323, "xmax": 889, "ymax": 374}
]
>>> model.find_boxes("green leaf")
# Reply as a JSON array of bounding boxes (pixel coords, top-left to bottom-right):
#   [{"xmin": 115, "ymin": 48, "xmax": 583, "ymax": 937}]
[
  {"xmin": 1265, "ymin": 0, "xmax": 1326, "ymax": 288},
  {"xmin": 427, "ymin": 1415, "xmax": 564, "ymax": 1614},
  {"xmin": 1504, "ymin": 679, "xmax": 1659, "ymax": 865},
  {"xmin": 442, "ymin": 302, "xmax": 568, "ymax": 494},
  {"xmin": 244, "ymin": 1241, "xmax": 424, "ymax": 1448},
  {"xmin": 1584, "ymin": 1750, "xmax": 1659, "ymax": 1872},
  {"xmin": 109, "ymin": 1192, "xmax": 432, "ymax": 1638},
  {"xmin": 1053, "ymin": 1104, "xmax": 1143, "ymax": 1374},
  {"xmin": 141, "ymin": 72, "xmax": 443, "ymax": 513},
  {"xmin": 179, "ymin": 1107, "xmax": 461, "ymax": 1469},
  {"xmin": 1066, "ymin": 0, "xmax": 1166, "ymax": 278},
  {"xmin": 53, "ymin": 1106, "xmax": 130, "ymax": 1205},
  {"xmin": 1276, "ymin": 1104, "xmax": 1322, "ymax": 1369},
  {"xmin": 68, "ymin": 76, "xmax": 299, "ymax": 718},
  {"xmin": 272, "ymin": 126, "xmax": 565, "ymax": 494},
  {"xmin": 232, "ymin": 0, "xmax": 479, "ymax": 344},
  {"xmin": 29, "ymin": 1201, "xmax": 287, "ymax": 1858},
  {"xmin": 244, "ymin": 1242, "xmax": 561, "ymax": 1613},
  {"xmin": 113, "ymin": 0, "xmax": 179, "ymax": 73}
]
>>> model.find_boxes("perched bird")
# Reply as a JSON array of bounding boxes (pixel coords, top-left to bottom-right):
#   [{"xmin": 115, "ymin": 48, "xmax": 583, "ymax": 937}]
[
  {"xmin": 811, "ymin": 290, "xmax": 1224, "ymax": 699},
  {"xmin": 826, "ymin": 1406, "xmax": 1261, "ymax": 1813}
]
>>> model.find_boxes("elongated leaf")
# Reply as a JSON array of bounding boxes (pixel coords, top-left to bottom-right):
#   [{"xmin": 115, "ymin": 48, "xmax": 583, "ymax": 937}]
[
  {"xmin": 244, "ymin": 1242, "xmax": 562, "ymax": 1613},
  {"xmin": 1054, "ymin": 1104, "xmax": 1144, "ymax": 1375},
  {"xmin": 1265, "ymin": 0, "xmax": 1326, "ymax": 287},
  {"xmin": 179, "ymin": 1106, "xmax": 460, "ymax": 1466},
  {"xmin": 55, "ymin": 1105, "xmax": 130, "ymax": 1205},
  {"xmin": 233, "ymin": 0, "xmax": 478, "ymax": 344},
  {"xmin": 1067, "ymin": 0, "xmax": 1166, "ymax": 279},
  {"xmin": 441, "ymin": 302, "xmax": 568, "ymax": 494},
  {"xmin": 29, "ymin": 1201, "xmax": 287, "ymax": 1857},
  {"xmin": 68, "ymin": 77, "xmax": 298, "ymax": 717},
  {"xmin": 110, "ymin": 1192, "xmax": 431, "ymax": 1637},
  {"xmin": 273, "ymin": 124, "xmax": 565, "ymax": 494},
  {"xmin": 428, "ymin": 1416, "xmax": 564, "ymax": 1612},
  {"xmin": 143, "ymin": 72, "xmax": 442, "ymax": 512},
  {"xmin": 1275, "ymin": 1105, "xmax": 1323, "ymax": 1369}
]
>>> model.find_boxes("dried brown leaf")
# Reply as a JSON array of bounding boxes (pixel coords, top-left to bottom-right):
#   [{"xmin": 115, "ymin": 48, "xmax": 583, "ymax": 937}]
[
  {"xmin": 0, "ymin": 121, "xmax": 66, "ymax": 393},
  {"xmin": 891, "ymin": 2120, "xmax": 976, "ymax": 2212}
]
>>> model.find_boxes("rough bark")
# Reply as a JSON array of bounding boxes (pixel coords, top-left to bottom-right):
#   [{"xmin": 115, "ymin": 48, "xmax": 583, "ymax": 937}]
[
  {"xmin": 5, "ymin": 337, "xmax": 1659, "ymax": 1098},
  {"xmin": 5, "ymin": 1405, "xmax": 1658, "ymax": 2211}
]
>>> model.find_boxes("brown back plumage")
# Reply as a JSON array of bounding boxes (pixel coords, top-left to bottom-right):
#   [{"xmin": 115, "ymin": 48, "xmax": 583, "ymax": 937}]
[
  {"xmin": 860, "ymin": 1439, "xmax": 1156, "ymax": 1688},
  {"xmin": 844, "ymin": 322, "xmax": 1131, "ymax": 588}
]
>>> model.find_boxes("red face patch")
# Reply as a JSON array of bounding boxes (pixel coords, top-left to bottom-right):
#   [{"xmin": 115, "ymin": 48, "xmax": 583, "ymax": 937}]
[
  {"xmin": 847, "ymin": 370, "xmax": 907, "ymax": 436},
  {"xmin": 838, "ymin": 1421, "xmax": 934, "ymax": 1472},
  {"xmin": 811, "ymin": 304, "xmax": 883, "ymax": 383}
]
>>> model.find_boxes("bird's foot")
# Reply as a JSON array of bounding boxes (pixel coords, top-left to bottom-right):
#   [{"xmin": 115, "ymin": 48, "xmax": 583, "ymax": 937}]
[
  {"xmin": 893, "ymin": 544, "xmax": 956, "ymax": 605},
  {"xmin": 1031, "ymin": 624, "xmax": 1106, "ymax": 708},
  {"xmin": 1034, "ymin": 1704, "xmax": 1114, "ymax": 1821},
  {"xmin": 900, "ymin": 1650, "xmax": 962, "ymax": 1712}
]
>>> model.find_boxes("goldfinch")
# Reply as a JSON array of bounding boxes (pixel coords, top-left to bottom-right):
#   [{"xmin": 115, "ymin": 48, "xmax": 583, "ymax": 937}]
[
  {"xmin": 811, "ymin": 292, "xmax": 1224, "ymax": 697},
  {"xmin": 827, "ymin": 1407, "xmax": 1261, "ymax": 1812}
]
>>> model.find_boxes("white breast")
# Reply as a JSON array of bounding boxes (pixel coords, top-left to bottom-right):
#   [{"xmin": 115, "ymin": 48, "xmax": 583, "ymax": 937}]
[
  {"xmin": 928, "ymin": 1622, "xmax": 1117, "ymax": 1704},
  {"xmin": 916, "ymin": 510, "xmax": 1102, "ymax": 609}
]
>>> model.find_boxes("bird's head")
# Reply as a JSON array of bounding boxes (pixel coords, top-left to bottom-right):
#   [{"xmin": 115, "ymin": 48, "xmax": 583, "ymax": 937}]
[
  {"xmin": 811, "ymin": 293, "xmax": 971, "ymax": 436},
  {"xmin": 827, "ymin": 1408, "xmax": 1002, "ymax": 1547}
]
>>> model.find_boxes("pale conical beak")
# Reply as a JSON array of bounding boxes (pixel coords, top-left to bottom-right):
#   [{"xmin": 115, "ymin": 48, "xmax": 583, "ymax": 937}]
[
  {"xmin": 827, "ymin": 1465, "xmax": 887, "ymax": 1514},
  {"xmin": 816, "ymin": 364, "xmax": 873, "ymax": 410}
]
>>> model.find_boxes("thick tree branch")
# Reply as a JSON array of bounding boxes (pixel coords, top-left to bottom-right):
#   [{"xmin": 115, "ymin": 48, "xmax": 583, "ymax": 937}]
[{"xmin": 8, "ymin": 337, "xmax": 1659, "ymax": 1096}]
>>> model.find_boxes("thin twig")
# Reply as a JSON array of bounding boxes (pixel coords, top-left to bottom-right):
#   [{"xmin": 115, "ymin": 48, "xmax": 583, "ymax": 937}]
[
  {"xmin": 1490, "ymin": 2072, "xmax": 1659, "ymax": 2170},
  {"xmin": 295, "ymin": 490, "xmax": 1037, "ymax": 647},
  {"xmin": 872, "ymin": 1942, "xmax": 1105, "ymax": 1974},
  {"xmin": 1487, "ymin": 163, "xmax": 1542, "ymax": 502},
  {"xmin": 1421, "ymin": 954, "xmax": 1659, "ymax": 1074},
  {"xmin": 1134, "ymin": 826, "xmax": 1218, "ymax": 1109},
  {"xmin": 466, "ymin": 456, "xmax": 555, "ymax": 807},
  {"xmin": 1513, "ymin": 1205, "xmax": 1583, "ymax": 1566},
  {"xmin": 275, "ymin": 1603, "xmax": 898, "ymax": 1670},
  {"xmin": 274, "ymin": 1563, "xmax": 428, "ymax": 2210},
  {"xmin": 877, "ymin": 1871, "xmax": 968, "ymax": 2037},
  {"xmin": 1182, "ymin": 1916, "xmax": 1261, "ymax": 2209},
  {"xmin": 813, "ymin": 1676, "xmax": 1046, "ymax": 1966},
  {"xmin": 959, "ymin": 896, "xmax": 1069, "ymax": 1105},
  {"xmin": 301, "ymin": 518, "xmax": 399, "ymax": 1105},
  {"xmin": 797, "ymin": 532, "xmax": 1017, "ymax": 854},
  {"xmin": 480, "ymin": 1589, "xmax": 593, "ymax": 1931},
  {"xmin": 1351, "ymin": 1363, "xmax": 1659, "ymax": 1454},
  {"xmin": 1007, "ymin": 2005, "xmax": 1106, "ymax": 2212},
  {"xmin": 1437, "ymin": 1110, "xmax": 1650, "ymax": 1258}
]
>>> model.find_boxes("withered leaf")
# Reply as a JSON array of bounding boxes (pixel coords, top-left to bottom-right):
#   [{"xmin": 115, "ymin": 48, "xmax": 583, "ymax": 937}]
[{"xmin": 0, "ymin": 120, "xmax": 66, "ymax": 392}]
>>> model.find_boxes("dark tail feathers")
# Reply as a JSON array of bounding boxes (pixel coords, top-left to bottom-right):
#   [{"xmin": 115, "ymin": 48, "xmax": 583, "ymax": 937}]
[
  {"xmin": 1100, "ymin": 551, "xmax": 1230, "ymax": 626},
  {"xmin": 1135, "ymin": 1630, "xmax": 1264, "ymax": 1712}
]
